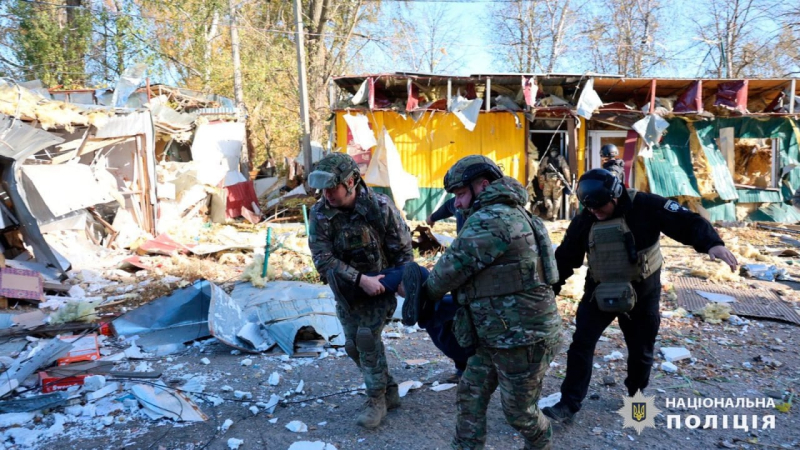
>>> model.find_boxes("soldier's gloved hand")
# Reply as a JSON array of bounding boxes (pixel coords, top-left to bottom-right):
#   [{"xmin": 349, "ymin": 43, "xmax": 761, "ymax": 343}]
[
  {"xmin": 359, "ymin": 274, "xmax": 386, "ymax": 296},
  {"xmin": 426, "ymin": 215, "xmax": 435, "ymax": 227},
  {"xmin": 708, "ymin": 245, "xmax": 739, "ymax": 272}
]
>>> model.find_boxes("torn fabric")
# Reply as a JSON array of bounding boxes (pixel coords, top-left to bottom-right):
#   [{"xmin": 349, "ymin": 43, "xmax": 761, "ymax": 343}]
[
  {"xmin": 364, "ymin": 128, "xmax": 420, "ymax": 210},
  {"xmin": 342, "ymin": 114, "xmax": 377, "ymax": 150}
]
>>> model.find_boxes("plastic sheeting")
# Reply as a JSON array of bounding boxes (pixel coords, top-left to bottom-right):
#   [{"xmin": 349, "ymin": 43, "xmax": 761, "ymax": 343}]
[
  {"xmin": 450, "ymin": 95, "xmax": 483, "ymax": 131},
  {"xmin": 576, "ymin": 78, "xmax": 603, "ymax": 120},
  {"xmin": 364, "ymin": 128, "xmax": 420, "ymax": 210},
  {"xmin": 190, "ymin": 122, "xmax": 247, "ymax": 187}
]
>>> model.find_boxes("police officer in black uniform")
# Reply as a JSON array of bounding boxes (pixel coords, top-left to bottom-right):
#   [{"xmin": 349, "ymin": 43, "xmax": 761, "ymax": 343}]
[
  {"xmin": 542, "ymin": 169, "xmax": 738, "ymax": 422},
  {"xmin": 600, "ymin": 144, "xmax": 625, "ymax": 184}
]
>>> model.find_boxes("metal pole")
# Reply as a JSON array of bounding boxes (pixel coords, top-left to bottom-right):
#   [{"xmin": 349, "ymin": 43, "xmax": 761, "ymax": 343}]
[
  {"xmin": 293, "ymin": 0, "xmax": 313, "ymax": 177},
  {"xmin": 485, "ymin": 78, "xmax": 492, "ymax": 111},
  {"xmin": 447, "ymin": 79, "xmax": 452, "ymax": 111},
  {"xmin": 790, "ymin": 78, "xmax": 797, "ymax": 114}
]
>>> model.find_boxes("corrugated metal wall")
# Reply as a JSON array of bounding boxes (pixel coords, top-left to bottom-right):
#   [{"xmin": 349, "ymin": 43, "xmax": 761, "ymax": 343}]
[{"xmin": 335, "ymin": 110, "xmax": 526, "ymax": 188}]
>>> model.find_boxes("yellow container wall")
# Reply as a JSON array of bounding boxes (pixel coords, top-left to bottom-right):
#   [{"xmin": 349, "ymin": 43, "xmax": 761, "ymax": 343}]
[{"xmin": 334, "ymin": 110, "xmax": 526, "ymax": 188}]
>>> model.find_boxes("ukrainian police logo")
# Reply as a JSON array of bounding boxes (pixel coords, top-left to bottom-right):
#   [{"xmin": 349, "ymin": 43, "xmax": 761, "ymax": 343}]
[
  {"xmin": 664, "ymin": 200, "xmax": 682, "ymax": 212},
  {"xmin": 619, "ymin": 390, "xmax": 661, "ymax": 434},
  {"xmin": 632, "ymin": 402, "xmax": 646, "ymax": 422}
]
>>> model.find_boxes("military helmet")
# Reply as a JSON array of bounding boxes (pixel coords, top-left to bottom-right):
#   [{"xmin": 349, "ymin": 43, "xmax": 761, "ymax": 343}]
[
  {"xmin": 443, "ymin": 155, "xmax": 504, "ymax": 193},
  {"xmin": 308, "ymin": 152, "xmax": 360, "ymax": 190},
  {"xmin": 576, "ymin": 168, "xmax": 622, "ymax": 209},
  {"xmin": 600, "ymin": 144, "xmax": 619, "ymax": 158}
]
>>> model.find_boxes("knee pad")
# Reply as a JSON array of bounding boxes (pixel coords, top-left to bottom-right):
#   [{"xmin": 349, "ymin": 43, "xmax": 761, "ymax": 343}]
[
  {"xmin": 356, "ymin": 327, "xmax": 376, "ymax": 353},
  {"xmin": 344, "ymin": 339, "xmax": 360, "ymax": 366}
]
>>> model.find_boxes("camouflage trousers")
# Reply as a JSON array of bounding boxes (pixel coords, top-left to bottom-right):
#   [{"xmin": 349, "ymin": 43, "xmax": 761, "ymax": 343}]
[
  {"xmin": 542, "ymin": 178, "xmax": 564, "ymax": 220},
  {"xmin": 452, "ymin": 340, "xmax": 558, "ymax": 450},
  {"xmin": 335, "ymin": 291, "xmax": 397, "ymax": 398}
]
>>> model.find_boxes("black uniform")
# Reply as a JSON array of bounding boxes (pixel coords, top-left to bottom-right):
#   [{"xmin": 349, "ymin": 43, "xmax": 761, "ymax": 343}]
[
  {"xmin": 553, "ymin": 188, "xmax": 724, "ymax": 412},
  {"xmin": 602, "ymin": 159, "xmax": 626, "ymax": 184}
]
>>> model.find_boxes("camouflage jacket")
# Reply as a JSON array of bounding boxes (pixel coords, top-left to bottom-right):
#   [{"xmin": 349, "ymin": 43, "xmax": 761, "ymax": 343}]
[
  {"xmin": 537, "ymin": 154, "xmax": 571, "ymax": 186},
  {"xmin": 425, "ymin": 177, "xmax": 561, "ymax": 348},
  {"xmin": 308, "ymin": 184, "xmax": 413, "ymax": 284}
]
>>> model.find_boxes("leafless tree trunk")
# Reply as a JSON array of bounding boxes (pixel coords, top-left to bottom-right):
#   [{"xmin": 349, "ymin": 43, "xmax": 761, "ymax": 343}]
[
  {"xmin": 203, "ymin": 10, "xmax": 219, "ymax": 93},
  {"xmin": 489, "ymin": 0, "xmax": 579, "ymax": 73}
]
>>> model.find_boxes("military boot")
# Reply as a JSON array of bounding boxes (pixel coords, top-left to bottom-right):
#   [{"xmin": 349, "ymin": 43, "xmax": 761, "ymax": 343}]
[
  {"xmin": 385, "ymin": 384, "xmax": 400, "ymax": 410},
  {"xmin": 401, "ymin": 262, "xmax": 433, "ymax": 326},
  {"xmin": 327, "ymin": 269, "xmax": 351, "ymax": 315},
  {"xmin": 542, "ymin": 401, "xmax": 575, "ymax": 423},
  {"xmin": 356, "ymin": 395, "xmax": 387, "ymax": 428}
]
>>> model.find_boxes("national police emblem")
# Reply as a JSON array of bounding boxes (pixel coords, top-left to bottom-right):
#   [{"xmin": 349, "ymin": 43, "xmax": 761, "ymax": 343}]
[{"xmin": 618, "ymin": 390, "xmax": 662, "ymax": 434}]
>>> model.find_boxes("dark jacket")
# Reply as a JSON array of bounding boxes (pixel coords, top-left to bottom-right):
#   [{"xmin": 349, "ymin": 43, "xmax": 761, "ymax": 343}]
[
  {"xmin": 430, "ymin": 197, "xmax": 466, "ymax": 232},
  {"xmin": 603, "ymin": 159, "xmax": 626, "ymax": 184},
  {"xmin": 554, "ymin": 189, "xmax": 725, "ymax": 298}
]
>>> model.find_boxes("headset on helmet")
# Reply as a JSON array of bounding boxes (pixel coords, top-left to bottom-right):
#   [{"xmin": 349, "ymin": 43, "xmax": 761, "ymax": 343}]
[
  {"xmin": 308, "ymin": 153, "xmax": 361, "ymax": 193},
  {"xmin": 576, "ymin": 168, "xmax": 622, "ymax": 209}
]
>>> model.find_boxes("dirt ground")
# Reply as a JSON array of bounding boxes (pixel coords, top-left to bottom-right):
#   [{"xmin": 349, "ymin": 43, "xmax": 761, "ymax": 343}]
[
  {"xmin": 44, "ymin": 307, "xmax": 799, "ymax": 450},
  {"xmin": 8, "ymin": 222, "xmax": 800, "ymax": 450}
]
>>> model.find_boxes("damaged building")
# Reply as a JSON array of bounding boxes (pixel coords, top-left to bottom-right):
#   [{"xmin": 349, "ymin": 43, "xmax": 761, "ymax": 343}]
[
  {"xmin": 330, "ymin": 73, "xmax": 800, "ymax": 223},
  {"xmin": 0, "ymin": 77, "xmax": 258, "ymax": 293}
]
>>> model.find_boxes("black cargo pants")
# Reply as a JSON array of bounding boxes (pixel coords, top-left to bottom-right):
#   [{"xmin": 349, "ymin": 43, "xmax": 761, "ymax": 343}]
[{"xmin": 559, "ymin": 270, "xmax": 662, "ymax": 412}]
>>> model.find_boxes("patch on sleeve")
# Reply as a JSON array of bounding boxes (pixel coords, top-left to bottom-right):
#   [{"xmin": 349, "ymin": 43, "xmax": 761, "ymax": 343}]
[{"xmin": 663, "ymin": 200, "xmax": 686, "ymax": 212}]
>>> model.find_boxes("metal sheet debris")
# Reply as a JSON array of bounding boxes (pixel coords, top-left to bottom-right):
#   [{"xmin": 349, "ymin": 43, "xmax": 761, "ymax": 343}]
[
  {"xmin": 214, "ymin": 281, "xmax": 344, "ymax": 356},
  {"xmin": 111, "ymin": 280, "xmax": 212, "ymax": 354},
  {"xmin": 674, "ymin": 276, "xmax": 800, "ymax": 325},
  {"xmin": 131, "ymin": 383, "xmax": 208, "ymax": 422}
]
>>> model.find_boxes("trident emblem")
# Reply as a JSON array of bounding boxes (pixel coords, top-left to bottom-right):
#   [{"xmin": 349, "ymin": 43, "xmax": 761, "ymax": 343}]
[{"xmin": 632, "ymin": 402, "xmax": 646, "ymax": 422}]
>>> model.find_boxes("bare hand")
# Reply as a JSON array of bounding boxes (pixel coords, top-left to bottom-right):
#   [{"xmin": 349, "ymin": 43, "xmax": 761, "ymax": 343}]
[
  {"xmin": 426, "ymin": 215, "xmax": 435, "ymax": 227},
  {"xmin": 708, "ymin": 245, "xmax": 738, "ymax": 272},
  {"xmin": 359, "ymin": 274, "xmax": 386, "ymax": 296}
]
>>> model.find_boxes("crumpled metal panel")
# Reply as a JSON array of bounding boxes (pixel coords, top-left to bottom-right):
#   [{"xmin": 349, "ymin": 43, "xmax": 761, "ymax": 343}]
[
  {"xmin": 212, "ymin": 281, "xmax": 344, "ymax": 356},
  {"xmin": 111, "ymin": 280, "xmax": 211, "ymax": 354},
  {"xmin": 0, "ymin": 114, "xmax": 64, "ymax": 161},
  {"xmin": 674, "ymin": 276, "xmax": 800, "ymax": 325},
  {"xmin": 0, "ymin": 114, "xmax": 68, "ymax": 279}
]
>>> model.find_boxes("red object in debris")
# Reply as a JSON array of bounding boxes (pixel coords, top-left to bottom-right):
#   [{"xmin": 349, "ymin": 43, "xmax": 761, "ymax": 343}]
[
  {"xmin": 224, "ymin": 181, "xmax": 259, "ymax": 219},
  {"xmin": 674, "ymin": 80, "xmax": 703, "ymax": 113},
  {"xmin": 406, "ymin": 82, "xmax": 419, "ymax": 111},
  {"xmin": 138, "ymin": 233, "xmax": 193, "ymax": 256},
  {"xmin": 57, "ymin": 334, "xmax": 101, "ymax": 365},
  {"xmin": 39, "ymin": 371, "xmax": 90, "ymax": 393},
  {"xmin": 715, "ymin": 80, "xmax": 749, "ymax": 113},
  {"xmin": 98, "ymin": 322, "xmax": 113, "ymax": 336},
  {"xmin": 523, "ymin": 77, "xmax": 537, "ymax": 107}
]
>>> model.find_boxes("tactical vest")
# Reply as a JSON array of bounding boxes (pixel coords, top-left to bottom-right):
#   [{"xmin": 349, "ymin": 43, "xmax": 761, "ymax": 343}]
[
  {"xmin": 586, "ymin": 191, "xmax": 662, "ymax": 283},
  {"xmin": 586, "ymin": 190, "xmax": 662, "ymax": 312},
  {"xmin": 459, "ymin": 206, "xmax": 558, "ymax": 301},
  {"xmin": 330, "ymin": 188, "xmax": 389, "ymax": 274}
]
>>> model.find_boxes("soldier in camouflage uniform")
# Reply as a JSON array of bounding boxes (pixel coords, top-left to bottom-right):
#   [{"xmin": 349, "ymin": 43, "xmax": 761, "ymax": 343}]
[
  {"xmin": 537, "ymin": 148, "xmax": 571, "ymax": 220},
  {"xmin": 402, "ymin": 155, "xmax": 562, "ymax": 450},
  {"xmin": 307, "ymin": 153, "xmax": 413, "ymax": 429}
]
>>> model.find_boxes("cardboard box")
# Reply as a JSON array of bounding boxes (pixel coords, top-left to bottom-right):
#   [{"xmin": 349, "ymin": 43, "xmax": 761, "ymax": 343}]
[{"xmin": 0, "ymin": 267, "xmax": 44, "ymax": 301}]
